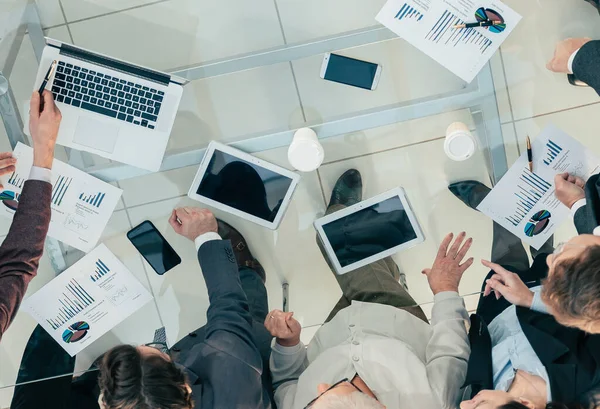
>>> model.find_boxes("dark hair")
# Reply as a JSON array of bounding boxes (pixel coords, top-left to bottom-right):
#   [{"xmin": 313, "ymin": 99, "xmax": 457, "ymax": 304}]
[
  {"xmin": 542, "ymin": 245, "xmax": 600, "ymax": 333},
  {"xmin": 99, "ymin": 344, "xmax": 193, "ymax": 409},
  {"xmin": 499, "ymin": 401, "xmax": 584, "ymax": 409}
]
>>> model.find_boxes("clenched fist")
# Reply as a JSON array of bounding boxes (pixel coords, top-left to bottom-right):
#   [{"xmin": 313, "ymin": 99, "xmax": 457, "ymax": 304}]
[
  {"xmin": 168, "ymin": 207, "xmax": 218, "ymax": 241},
  {"xmin": 264, "ymin": 309, "xmax": 302, "ymax": 347}
]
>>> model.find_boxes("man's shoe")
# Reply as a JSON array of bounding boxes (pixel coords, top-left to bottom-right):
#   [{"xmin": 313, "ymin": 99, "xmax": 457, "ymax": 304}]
[
  {"xmin": 328, "ymin": 169, "xmax": 363, "ymax": 208},
  {"xmin": 448, "ymin": 180, "xmax": 491, "ymax": 210},
  {"xmin": 217, "ymin": 220, "xmax": 266, "ymax": 283}
]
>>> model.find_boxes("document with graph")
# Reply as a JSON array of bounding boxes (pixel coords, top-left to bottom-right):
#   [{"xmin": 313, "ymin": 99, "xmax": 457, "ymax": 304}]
[
  {"xmin": 0, "ymin": 142, "xmax": 122, "ymax": 252},
  {"xmin": 22, "ymin": 244, "xmax": 153, "ymax": 356},
  {"xmin": 376, "ymin": 0, "xmax": 521, "ymax": 82},
  {"xmin": 477, "ymin": 125, "xmax": 600, "ymax": 249}
]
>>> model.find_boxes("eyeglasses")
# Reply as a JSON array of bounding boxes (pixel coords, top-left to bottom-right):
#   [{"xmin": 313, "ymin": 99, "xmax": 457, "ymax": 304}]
[
  {"xmin": 144, "ymin": 341, "xmax": 169, "ymax": 354},
  {"xmin": 304, "ymin": 378, "xmax": 363, "ymax": 409},
  {"xmin": 552, "ymin": 242, "xmax": 587, "ymax": 256}
]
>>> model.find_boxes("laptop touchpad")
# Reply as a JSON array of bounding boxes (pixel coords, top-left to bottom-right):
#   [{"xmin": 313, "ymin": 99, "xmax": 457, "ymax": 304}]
[{"xmin": 73, "ymin": 117, "xmax": 119, "ymax": 153}]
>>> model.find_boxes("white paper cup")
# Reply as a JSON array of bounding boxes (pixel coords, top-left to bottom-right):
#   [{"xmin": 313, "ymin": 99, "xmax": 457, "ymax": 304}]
[
  {"xmin": 444, "ymin": 122, "xmax": 476, "ymax": 161},
  {"xmin": 287, "ymin": 128, "xmax": 324, "ymax": 172}
]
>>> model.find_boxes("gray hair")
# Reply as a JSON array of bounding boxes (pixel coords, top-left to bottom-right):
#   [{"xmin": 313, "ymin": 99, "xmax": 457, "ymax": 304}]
[{"xmin": 313, "ymin": 392, "xmax": 383, "ymax": 409}]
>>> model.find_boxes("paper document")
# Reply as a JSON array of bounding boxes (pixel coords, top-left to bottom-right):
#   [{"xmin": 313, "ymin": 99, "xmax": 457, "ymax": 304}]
[
  {"xmin": 23, "ymin": 244, "xmax": 153, "ymax": 356},
  {"xmin": 0, "ymin": 143, "xmax": 122, "ymax": 252},
  {"xmin": 376, "ymin": 0, "xmax": 521, "ymax": 82},
  {"xmin": 477, "ymin": 125, "xmax": 600, "ymax": 249}
]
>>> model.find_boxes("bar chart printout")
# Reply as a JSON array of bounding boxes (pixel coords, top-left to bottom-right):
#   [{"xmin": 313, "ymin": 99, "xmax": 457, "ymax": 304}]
[
  {"xmin": 22, "ymin": 244, "xmax": 153, "ymax": 356},
  {"xmin": 52, "ymin": 175, "xmax": 72, "ymax": 207},
  {"xmin": 376, "ymin": 0, "xmax": 522, "ymax": 82},
  {"xmin": 7, "ymin": 172, "xmax": 24, "ymax": 189},
  {"xmin": 91, "ymin": 258, "xmax": 110, "ymax": 282},
  {"xmin": 395, "ymin": 2, "xmax": 423, "ymax": 21},
  {"xmin": 477, "ymin": 124, "xmax": 600, "ymax": 249},
  {"xmin": 79, "ymin": 191, "xmax": 106, "ymax": 208}
]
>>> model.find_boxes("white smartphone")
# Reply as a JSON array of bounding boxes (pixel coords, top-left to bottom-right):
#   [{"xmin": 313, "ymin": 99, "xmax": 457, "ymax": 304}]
[{"xmin": 320, "ymin": 53, "xmax": 382, "ymax": 91}]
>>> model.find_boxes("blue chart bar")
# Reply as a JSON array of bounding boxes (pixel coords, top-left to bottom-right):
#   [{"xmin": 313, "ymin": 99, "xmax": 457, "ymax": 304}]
[
  {"xmin": 79, "ymin": 191, "xmax": 106, "ymax": 208},
  {"xmin": 90, "ymin": 258, "xmax": 111, "ymax": 282},
  {"xmin": 395, "ymin": 3, "xmax": 423, "ymax": 21},
  {"xmin": 51, "ymin": 176, "xmax": 72, "ymax": 207},
  {"xmin": 543, "ymin": 139, "xmax": 563, "ymax": 166},
  {"xmin": 425, "ymin": 10, "xmax": 492, "ymax": 54},
  {"xmin": 46, "ymin": 279, "xmax": 95, "ymax": 330},
  {"xmin": 7, "ymin": 172, "xmax": 24, "ymax": 189},
  {"xmin": 505, "ymin": 169, "xmax": 552, "ymax": 227}
]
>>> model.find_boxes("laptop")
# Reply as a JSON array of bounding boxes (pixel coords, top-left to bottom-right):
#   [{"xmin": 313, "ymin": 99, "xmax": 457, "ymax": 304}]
[{"xmin": 30, "ymin": 38, "xmax": 187, "ymax": 172}]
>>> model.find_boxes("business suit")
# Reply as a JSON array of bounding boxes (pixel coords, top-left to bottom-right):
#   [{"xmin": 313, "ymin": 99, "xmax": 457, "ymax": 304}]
[
  {"xmin": 572, "ymin": 40, "xmax": 600, "ymax": 96},
  {"xmin": 173, "ymin": 239, "xmax": 273, "ymax": 409},
  {"xmin": 463, "ymin": 175, "xmax": 600, "ymax": 405},
  {"xmin": 0, "ymin": 179, "xmax": 51, "ymax": 342}
]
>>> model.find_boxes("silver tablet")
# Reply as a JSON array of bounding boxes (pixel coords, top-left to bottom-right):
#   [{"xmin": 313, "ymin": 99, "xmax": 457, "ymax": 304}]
[
  {"xmin": 188, "ymin": 141, "xmax": 300, "ymax": 230},
  {"xmin": 314, "ymin": 187, "xmax": 425, "ymax": 275}
]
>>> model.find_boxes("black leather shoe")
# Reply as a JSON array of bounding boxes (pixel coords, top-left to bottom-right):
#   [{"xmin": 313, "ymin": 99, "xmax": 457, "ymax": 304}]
[
  {"xmin": 217, "ymin": 220, "xmax": 266, "ymax": 283},
  {"xmin": 328, "ymin": 169, "xmax": 363, "ymax": 208},
  {"xmin": 448, "ymin": 180, "xmax": 491, "ymax": 210}
]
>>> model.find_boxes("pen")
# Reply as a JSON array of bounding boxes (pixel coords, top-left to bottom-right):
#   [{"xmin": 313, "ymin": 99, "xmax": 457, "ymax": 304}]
[
  {"xmin": 527, "ymin": 135, "xmax": 533, "ymax": 173},
  {"xmin": 453, "ymin": 20, "xmax": 503, "ymax": 29},
  {"xmin": 37, "ymin": 60, "xmax": 57, "ymax": 111}
]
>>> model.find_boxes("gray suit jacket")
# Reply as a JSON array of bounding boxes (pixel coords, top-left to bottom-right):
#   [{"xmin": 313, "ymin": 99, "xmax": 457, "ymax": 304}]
[
  {"xmin": 574, "ymin": 174, "xmax": 600, "ymax": 234},
  {"xmin": 573, "ymin": 40, "xmax": 600, "ymax": 96},
  {"xmin": 175, "ymin": 240, "xmax": 272, "ymax": 409}
]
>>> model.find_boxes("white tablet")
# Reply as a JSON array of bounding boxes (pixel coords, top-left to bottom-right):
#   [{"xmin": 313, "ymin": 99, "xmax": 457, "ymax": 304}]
[
  {"xmin": 188, "ymin": 141, "xmax": 301, "ymax": 230},
  {"xmin": 314, "ymin": 187, "xmax": 425, "ymax": 275}
]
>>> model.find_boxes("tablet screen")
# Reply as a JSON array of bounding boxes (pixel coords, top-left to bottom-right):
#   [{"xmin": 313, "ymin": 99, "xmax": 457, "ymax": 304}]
[
  {"xmin": 196, "ymin": 149, "xmax": 294, "ymax": 222},
  {"xmin": 322, "ymin": 196, "xmax": 417, "ymax": 267}
]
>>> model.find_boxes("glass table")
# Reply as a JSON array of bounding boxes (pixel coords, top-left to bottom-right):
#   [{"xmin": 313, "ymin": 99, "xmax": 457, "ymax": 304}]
[{"xmin": 0, "ymin": 0, "xmax": 510, "ymax": 405}]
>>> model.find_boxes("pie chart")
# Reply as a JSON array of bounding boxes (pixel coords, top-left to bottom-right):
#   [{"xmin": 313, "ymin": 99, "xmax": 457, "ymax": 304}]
[
  {"xmin": 0, "ymin": 190, "xmax": 19, "ymax": 211},
  {"xmin": 524, "ymin": 210, "xmax": 551, "ymax": 237},
  {"xmin": 62, "ymin": 321, "xmax": 90, "ymax": 343}
]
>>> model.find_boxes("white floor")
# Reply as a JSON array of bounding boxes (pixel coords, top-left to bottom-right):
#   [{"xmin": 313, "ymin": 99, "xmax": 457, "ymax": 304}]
[{"xmin": 1, "ymin": 0, "xmax": 599, "ymax": 405}]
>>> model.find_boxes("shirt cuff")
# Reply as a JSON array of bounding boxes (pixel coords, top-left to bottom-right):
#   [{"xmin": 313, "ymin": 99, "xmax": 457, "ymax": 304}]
[
  {"xmin": 571, "ymin": 198, "xmax": 586, "ymax": 216},
  {"xmin": 531, "ymin": 290, "xmax": 550, "ymax": 314},
  {"xmin": 28, "ymin": 166, "xmax": 52, "ymax": 183},
  {"xmin": 567, "ymin": 49, "xmax": 580, "ymax": 74},
  {"xmin": 194, "ymin": 232, "xmax": 222, "ymax": 251}
]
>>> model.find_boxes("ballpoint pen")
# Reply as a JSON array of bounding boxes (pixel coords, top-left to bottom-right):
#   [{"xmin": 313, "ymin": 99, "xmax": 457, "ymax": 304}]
[
  {"xmin": 527, "ymin": 135, "xmax": 533, "ymax": 173},
  {"xmin": 37, "ymin": 60, "xmax": 57, "ymax": 111},
  {"xmin": 453, "ymin": 20, "xmax": 502, "ymax": 29}
]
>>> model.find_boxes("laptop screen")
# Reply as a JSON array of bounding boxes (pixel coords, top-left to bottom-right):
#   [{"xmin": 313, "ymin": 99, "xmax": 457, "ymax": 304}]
[{"xmin": 196, "ymin": 150, "xmax": 294, "ymax": 222}]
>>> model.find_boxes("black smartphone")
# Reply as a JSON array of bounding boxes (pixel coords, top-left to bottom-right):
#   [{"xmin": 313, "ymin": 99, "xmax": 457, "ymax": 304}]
[
  {"xmin": 127, "ymin": 220, "xmax": 181, "ymax": 275},
  {"xmin": 320, "ymin": 53, "xmax": 382, "ymax": 90}
]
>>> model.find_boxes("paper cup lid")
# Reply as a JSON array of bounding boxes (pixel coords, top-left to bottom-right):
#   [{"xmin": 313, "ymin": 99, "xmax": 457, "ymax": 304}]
[
  {"xmin": 444, "ymin": 132, "xmax": 475, "ymax": 161},
  {"xmin": 288, "ymin": 140, "xmax": 324, "ymax": 172}
]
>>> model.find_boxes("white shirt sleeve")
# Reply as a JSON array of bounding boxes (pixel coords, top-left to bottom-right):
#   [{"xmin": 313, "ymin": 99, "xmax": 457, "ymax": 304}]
[
  {"xmin": 571, "ymin": 198, "xmax": 586, "ymax": 216},
  {"xmin": 194, "ymin": 232, "xmax": 222, "ymax": 251},
  {"xmin": 567, "ymin": 49, "xmax": 580, "ymax": 74},
  {"xmin": 28, "ymin": 166, "xmax": 52, "ymax": 183},
  {"xmin": 530, "ymin": 290, "xmax": 550, "ymax": 315}
]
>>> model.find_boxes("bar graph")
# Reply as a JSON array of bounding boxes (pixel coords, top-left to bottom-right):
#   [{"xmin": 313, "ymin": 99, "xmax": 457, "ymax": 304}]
[
  {"xmin": 52, "ymin": 176, "xmax": 72, "ymax": 206},
  {"xmin": 46, "ymin": 279, "xmax": 95, "ymax": 330},
  {"xmin": 7, "ymin": 172, "xmax": 24, "ymax": 189},
  {"xmin": 79, "ymin": 191, "xmax": 106, "ymax": 208},
  {"xmin": 504, "ymin": 169, "xmax": 552, "ymax": 227},
  {"xmin": 543, "ymin": 139, "xmax": 563, "ymax": 166},
  {"xmin": 90, "ymin": 258, "xmax": 111, "ymax": 282},
  {"xmin": 395, "ymin": 3, "xmax": 423, "ymax": 21},
  {"xmin": 425, "ymin": 10, "xmax": 493, "ymax": 54}
]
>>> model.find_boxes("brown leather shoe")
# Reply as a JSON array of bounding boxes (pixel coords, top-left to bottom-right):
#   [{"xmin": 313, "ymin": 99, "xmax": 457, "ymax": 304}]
[{"xmin": 217, "ymin": 219, "xmax": 266, "ymax": 283}]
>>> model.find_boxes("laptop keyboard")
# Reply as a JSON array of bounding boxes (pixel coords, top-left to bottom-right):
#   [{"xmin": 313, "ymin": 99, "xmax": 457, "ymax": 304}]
[{"xmin": 51, "ymin": 61, "xmax": 164, "ymax": 129}]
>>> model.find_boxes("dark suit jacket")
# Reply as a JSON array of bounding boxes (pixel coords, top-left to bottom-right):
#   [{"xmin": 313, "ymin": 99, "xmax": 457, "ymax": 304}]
[
  {"xmin": 0, "ymin": 180, "xmax": 51, "ymax": 342},
  {"xmin": 573, "ymin": 40, "xmax": 600, "ymax": 96},
  {"xmin": 464, "ymin": 175, "xmax": 600, "ymax": 405},
  {"xmin": 173, "ymin": 240, "xmax": 272, "ymax": 409}
]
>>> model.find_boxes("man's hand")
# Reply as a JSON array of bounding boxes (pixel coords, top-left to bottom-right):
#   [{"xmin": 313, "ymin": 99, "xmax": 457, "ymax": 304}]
[
  {"xmin": 29, "ymin": 91, "xmax": 61, "ymax": 169},
  {"xmin": 0, "ymin": 153, "xmax": 16, "ymax": 189},
  {"xmin": 546, "ymin": 38, "xmax": 592, "ymax": 73},
  {"xmin": 168, "ymin": 207, "xmax": 218, "ymax": 241},
  {"xmin": 422, "ymin": 232, "xmax": 474, "ymax": 294},
  {"xmin": 554, "ymin": 172, "xmax": 585, "ymax": 209},
  {"xmin": 481, "ymin": 260, "xmax": 534, "ymax": 307},
  {"xmin": 264, "ymin": 309, "xmax": 301, "ymax": 347}
]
